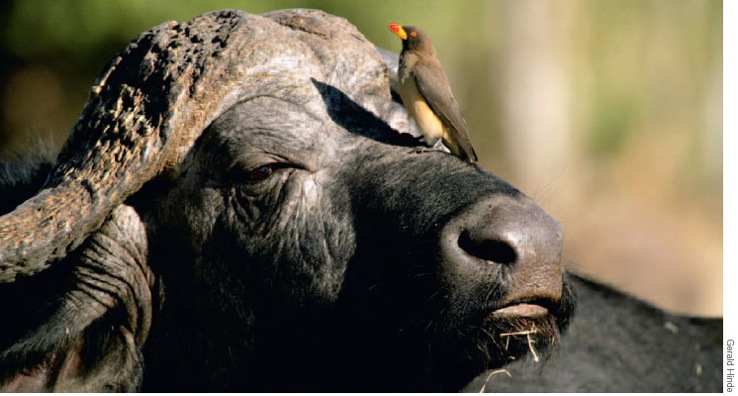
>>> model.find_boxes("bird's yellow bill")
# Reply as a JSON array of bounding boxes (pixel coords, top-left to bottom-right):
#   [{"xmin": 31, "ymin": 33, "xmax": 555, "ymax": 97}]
[{"xmin": 388, "ymin": 23, "xmax": 407, "ymax": 40}]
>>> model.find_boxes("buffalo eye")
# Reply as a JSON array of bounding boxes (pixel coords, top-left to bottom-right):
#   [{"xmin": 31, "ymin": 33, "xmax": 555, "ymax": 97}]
[
  {"xmin": 236, "ymin": 162, "xmax": 295, "ymax": 186},
  {"xmin": 220, "ymin": 160, "xmax": 299, "ymax": 194},
  {"xmin": 245, "ymin": 164, "xmax": 274, "ymax": 183}
]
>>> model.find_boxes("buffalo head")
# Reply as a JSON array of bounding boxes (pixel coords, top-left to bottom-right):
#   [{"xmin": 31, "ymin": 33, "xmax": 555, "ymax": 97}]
[{"xmin": 0, "ymin": 9, "xmax": 573, "ymax": 392}]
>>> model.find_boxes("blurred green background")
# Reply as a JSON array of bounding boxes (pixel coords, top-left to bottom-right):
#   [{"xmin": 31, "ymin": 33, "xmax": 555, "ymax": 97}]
[{"xmin": 0, "ymin": 0, "xmax": 722, "ymax": 315}]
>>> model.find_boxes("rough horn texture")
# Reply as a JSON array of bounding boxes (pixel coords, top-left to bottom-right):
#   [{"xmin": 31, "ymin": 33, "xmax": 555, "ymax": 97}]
[{"xmin": 0, "ymin": 9, "xmax": 389, "ymax": 281}]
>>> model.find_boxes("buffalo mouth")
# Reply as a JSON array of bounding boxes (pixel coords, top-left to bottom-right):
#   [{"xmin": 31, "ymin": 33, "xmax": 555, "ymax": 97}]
[
  {"xmin": 489, "ymin": 299, "xmax": 557, "ymax": 319},
  {"xmin": 482, "ymin": 297, "xmax": 563, "ymax": 346},
  {"xmin": 476, "ymin": 294, "xmax": 573, "ymax": 369}
]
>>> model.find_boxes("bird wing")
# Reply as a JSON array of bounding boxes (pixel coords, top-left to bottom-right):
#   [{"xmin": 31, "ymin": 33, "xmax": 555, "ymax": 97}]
[{"xmin": 413, "ymin": 60, "xmax": 477, "ymax": 161}]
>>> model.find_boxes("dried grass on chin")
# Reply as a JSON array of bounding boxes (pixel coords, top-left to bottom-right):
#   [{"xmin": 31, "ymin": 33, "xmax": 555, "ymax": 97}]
[{"xmin": 484, "ymin": 315, "xmax": 561, "ymax": 363}]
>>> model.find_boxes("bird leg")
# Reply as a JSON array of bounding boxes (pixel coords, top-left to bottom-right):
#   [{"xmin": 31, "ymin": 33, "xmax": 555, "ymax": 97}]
[{"xmin": 413, "ymin": 138, "xmax": 449, "ymax": 155}]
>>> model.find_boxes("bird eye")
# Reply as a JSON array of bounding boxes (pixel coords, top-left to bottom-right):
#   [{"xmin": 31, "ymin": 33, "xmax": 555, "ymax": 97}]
[{"xmin": 410, "ymin": 31, "xmax": 417, "ymax": 37}]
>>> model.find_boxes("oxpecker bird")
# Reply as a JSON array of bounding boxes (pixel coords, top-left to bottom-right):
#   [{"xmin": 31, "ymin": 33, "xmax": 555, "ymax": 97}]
[{"xmin": 388, "ymin": 23, "xmax": 478, "ymax": 162}]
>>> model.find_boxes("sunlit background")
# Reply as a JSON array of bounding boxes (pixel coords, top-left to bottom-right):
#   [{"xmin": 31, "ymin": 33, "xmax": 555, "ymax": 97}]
[{"xmin": 0, "ymin": 0, "xmax": 722, "ymax": 316}]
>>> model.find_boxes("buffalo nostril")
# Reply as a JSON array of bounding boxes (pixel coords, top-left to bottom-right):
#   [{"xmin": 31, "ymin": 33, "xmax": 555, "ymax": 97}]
[{"xmin": 458, "ymin": 230, "xmax": 517, "ymax": 265}]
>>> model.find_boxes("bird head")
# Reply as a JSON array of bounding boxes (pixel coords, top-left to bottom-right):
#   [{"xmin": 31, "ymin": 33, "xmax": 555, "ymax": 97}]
[{"xmin": 388, "ymin": 23, "xmax": 434, "ymax": 53}]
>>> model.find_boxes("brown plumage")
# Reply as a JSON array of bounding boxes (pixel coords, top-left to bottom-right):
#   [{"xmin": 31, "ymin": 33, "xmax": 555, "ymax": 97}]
[{"xmin": 388, "ymin": 23, "xmax": 477, "ymax": 162}]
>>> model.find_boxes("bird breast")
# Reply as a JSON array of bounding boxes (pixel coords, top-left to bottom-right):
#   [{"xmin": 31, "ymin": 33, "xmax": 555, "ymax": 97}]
[{"xmin": 398, "ymin": 73, "xmax": 445, "ymax": 143}]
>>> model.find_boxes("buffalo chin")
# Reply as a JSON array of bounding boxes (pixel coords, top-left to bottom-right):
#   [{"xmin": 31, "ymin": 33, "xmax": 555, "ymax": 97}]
[
  {"xmin": 480, "ymin": 313, "xmax": 562, "ymax": 366},
  {"xmin": 475, "ymin": 285, "xmax": 576, "ymax": 371},
  {"xmin": 426, "ymin": 283, "xmax": 575, "ymax": 392},
  {"xmin": 416, "ymin": 313, "xmax": 564, "ymax": 392}
]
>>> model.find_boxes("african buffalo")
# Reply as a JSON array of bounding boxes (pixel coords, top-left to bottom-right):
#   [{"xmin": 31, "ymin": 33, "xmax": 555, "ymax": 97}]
[{"xmin": 0, "ymin": 8, "xmax": 721, "ymax": 392}]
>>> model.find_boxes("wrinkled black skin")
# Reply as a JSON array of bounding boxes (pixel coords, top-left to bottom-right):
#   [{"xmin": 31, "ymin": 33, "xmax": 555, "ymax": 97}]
[
  {"xmin": 466, "ymin": 275, "xmax": 722, "ymax": 392},
  {"xmin": 125, "ymin": 84, "xmax": 571, "ymax": 391}
]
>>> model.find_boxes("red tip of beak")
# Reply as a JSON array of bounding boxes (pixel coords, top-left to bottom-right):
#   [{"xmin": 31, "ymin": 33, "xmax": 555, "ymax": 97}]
[{"xmin": 388, "ymin": 23, "xmax": 407, "ymax": 40}]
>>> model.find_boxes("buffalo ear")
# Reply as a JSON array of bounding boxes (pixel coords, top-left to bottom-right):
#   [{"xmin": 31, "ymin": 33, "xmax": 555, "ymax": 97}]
[
  {"xmin": 0, "ymin": 205, "xmax": 154, "ymax": 392},
  {"xmin": 0, "ymin": 318, "xmax": 144, "ymax": 392}
]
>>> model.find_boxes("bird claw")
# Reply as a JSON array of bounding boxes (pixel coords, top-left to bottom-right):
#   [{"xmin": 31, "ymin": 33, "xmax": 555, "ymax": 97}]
[{"xmin": 413, "ymin": 139, "xmax": 449, "ymax": 155}]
